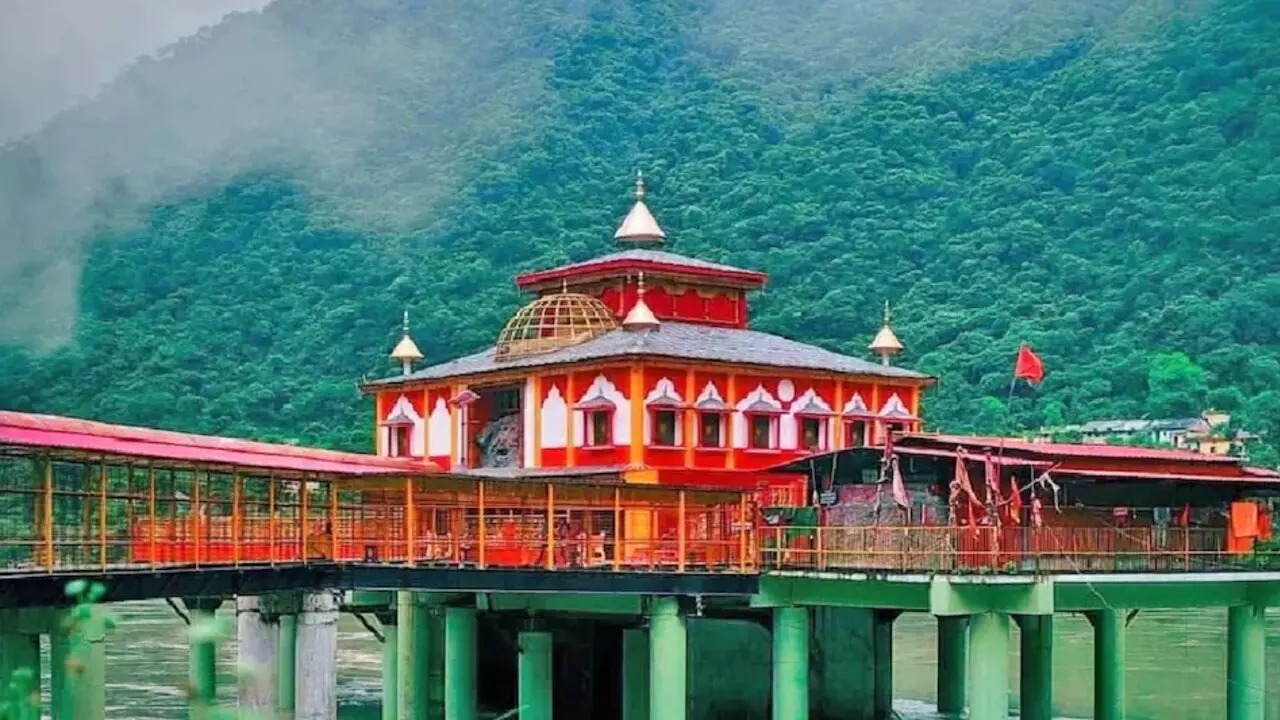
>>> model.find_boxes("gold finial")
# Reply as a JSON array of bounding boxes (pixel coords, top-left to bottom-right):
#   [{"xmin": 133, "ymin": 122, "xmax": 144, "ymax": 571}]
[
  {"xmin": 615, "ymin": 171, "xmax": 666, "ymax": 247},
  {"xmin": 623, "ymin": 270, "xmax": 660, "ymax": 332},
  {"xmin": 635, "ymin": 170, "xmax": 645, "ymax": 201},
  {"xmin": 390, "ymin": 308, "xmax": 424, "ymax": 375},
  {"xmin": 869, "ymin": 299, "xmax": 903, "ymax": 365}
]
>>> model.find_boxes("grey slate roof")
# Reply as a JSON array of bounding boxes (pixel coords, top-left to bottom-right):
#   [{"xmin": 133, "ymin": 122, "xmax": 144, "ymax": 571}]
[
  {"xmin": 368, "ymin": 321, "xmax": 931, "ymax": 386},
  {"xmin": 523, "ymin": 249, "xmax": 762, "ymax": 279}
]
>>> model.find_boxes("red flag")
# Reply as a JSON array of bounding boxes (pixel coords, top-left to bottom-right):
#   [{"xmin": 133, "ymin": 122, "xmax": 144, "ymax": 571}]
[
  {"xmin": 1178, "ymin": 503, "xmax": 1191, "ymax": 527},
  {"xmin": 1014, "ymin": 344, "xmax": 1045, "ymax": 385},
  {"xmin": 1007, "ymin": 475, "xmax": 1023, "ymax": 525},
  {"xmin": 891, "ymin": 458, "xmax": 911, "ymax": 509}
]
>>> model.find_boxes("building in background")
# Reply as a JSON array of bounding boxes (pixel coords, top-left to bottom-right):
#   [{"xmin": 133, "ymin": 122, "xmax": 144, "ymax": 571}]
[{"xmin": 1035, "ymin": 409, "xmax": 1258, "ymax": 457}]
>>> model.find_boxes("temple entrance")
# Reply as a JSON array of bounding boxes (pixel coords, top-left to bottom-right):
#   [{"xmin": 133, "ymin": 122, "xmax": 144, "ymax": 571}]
[{"xmin": 469, "ymin": 384, "xmax": 523, "ymax": 468}]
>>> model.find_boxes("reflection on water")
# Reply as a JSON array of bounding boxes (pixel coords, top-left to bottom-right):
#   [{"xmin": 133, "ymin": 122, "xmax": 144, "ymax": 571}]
[{"xmin": 41, "ymin": 602, "xmax": 1276, "ymax": 719}]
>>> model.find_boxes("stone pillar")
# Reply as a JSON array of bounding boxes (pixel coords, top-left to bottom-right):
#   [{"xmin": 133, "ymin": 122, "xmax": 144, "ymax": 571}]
[
  {"xmin": 1227, "ymin": 605, "xmax": 1266, "ymax": 720},
  {"xmin": 236, "ymin": 596, "xmax": 279, "ymax": 713},
  {"xmin": 967, "ymin": 611, "xmax": 1010, "ymax": 720},
  {"xmin": 377, "ymin": 608, "xmax": 399, "ymax": 720},
  {"xmin": 872, "ymin": 610, "xmax": 898, "ymax": 719},
  {"xmin": 184, "ymin": 598, "xmax": 222, "ymax": 716},
  {"xmin": 1089, "ymin": 609, "xmax": 1125, "ymax": 720},
  {"xmin": 772, "ymin": 606, "xmax": 809, "ymax": 720},
  {"xmin": 278, "ymin": 612, "xmax": 298, "ymax": 715},
  {"xmin": 50, "ymin": 607, "xmax": 106, "ymax": 720},
  {"xmin": 518, "ymin": 630, "xmax": 553, "ymax": 720},
  {"xmin": 649, "ymin": 597, "xmax": 687, "ymax": 720},
  {"xmin": 1018, "ymin": 615, "xmax": 1053, "ymax": 720},
  {"xmin": 622, "ymin": 628, "xmax": 650, "ymax": 720},
  {"xmin": 936, "ymin": 616, "xmax": 968, "ymax": 716},
  {"xmin": 445, "ymin": 607, "xmax": 477, "ymax": 720},
  {"xmin": 296, "ymin": 590, "xmax": 339, "ymax": 720}
]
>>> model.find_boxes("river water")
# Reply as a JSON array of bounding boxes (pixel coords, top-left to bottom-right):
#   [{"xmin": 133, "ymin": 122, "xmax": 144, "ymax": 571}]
[{"xmin": 30, "ymin": 602, "xmax": 1279, "ymax": 719}]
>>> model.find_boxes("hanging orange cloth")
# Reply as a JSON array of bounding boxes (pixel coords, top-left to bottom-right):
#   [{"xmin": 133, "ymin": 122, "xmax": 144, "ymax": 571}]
[
  {"xmin": 1259, "ymin": 506, "xmax": 1273, "ymax": 541},
  {"xmin": 1228, "ymin": 501, "xmax": 1260, "ymax": 555}
]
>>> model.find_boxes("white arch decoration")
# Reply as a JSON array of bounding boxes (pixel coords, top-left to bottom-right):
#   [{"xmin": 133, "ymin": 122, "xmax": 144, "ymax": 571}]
[
  {"xmin": 694, "ymin": 381, "xmax": 726, "ymax": 409},
  {"xmin": 573, "ymin": 374, "xmax": 631, "ymax": 446},
  {"xmin": 841, "ymin": 392, "xmax": 870, "ymax": 415},
  {"xmin": 427, "ymin": 397, "xmax": 451, "ymax": 458},
  {"xmin": 380, "ymin": 394, "xmax": 425, "ymax": 457},
  {"xmin": 541, "ymin": 384, "xmax": 568, "ymax": 449},
  {"xmin": 732, "ymin": 384, "xmax": 782, "ymax": 449},
  {"xmin": 880, "ymin": 393, "xmax": 914, "ymax": 419}
]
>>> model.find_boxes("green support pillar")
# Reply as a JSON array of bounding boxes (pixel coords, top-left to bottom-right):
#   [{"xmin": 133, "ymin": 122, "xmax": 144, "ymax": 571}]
[
  {"xmin": 1227, "ymin": 605, "xmax": 1266, "ymax": 720},
  {"xmin": 936, "ymin": 616, "xmax": 967, "ymax": 716},
  {"xmin": 518, "ymin": 630, "xmax": 553, "ymax": 720},
  {"xmin": 445, "ymin": 607, "xmax": 477, "ymax": 720},
  {"xmin": 967, "ymin": 612, "xmax": 1010, "ymax": 720},
  {"xmin": 649, "ymin": 597, "xmax": 687, "ymax": 720},
  {"xmin": 621, "ymin": 628, "xmax": 649, "ymax": 720},
  {"xmin": 0, "ymin": 632, "xmax": 41, "ymax": 715},
  {"xmin": 1089, "ymin": 609, "xmax": 1125, "ymax": 720},
  {"xmin": 772, "ymin": 606, "xmax": 809, "ymax": 720},
  {"xmin": 399, "ymin": 591, "xmax": 432, "ymax": 720},
  {"xmin": 1018, "ymin": 615, "xmax": 1053, "ymax": 720},
  {"xmin": 378, "ymin": 610, "xmax": 399, "ymax": 720},
  {"xmin": 277, "ymin": 613, "xmax": 298, "ymax": 715},
  {"xmin": 51, "ymin": 608, "xmax": 106, "ymax": 720},
  {"xmin": 189, "ymin": 609, "xmax": 218, "ymax": 711},
  {"xmin": 872, "ymin": 610, "xmax": 897, "ymax": 720}
]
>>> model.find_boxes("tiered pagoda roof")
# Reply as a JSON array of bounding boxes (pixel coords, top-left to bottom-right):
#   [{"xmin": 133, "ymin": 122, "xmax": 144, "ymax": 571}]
[{"xmin": 369, "ymin": 174, "xmax": 930, "ymax": 387}]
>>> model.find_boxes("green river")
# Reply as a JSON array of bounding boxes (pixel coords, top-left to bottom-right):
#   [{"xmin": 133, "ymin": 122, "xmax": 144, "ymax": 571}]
[{"xmin": 32, "ymin": 602, "xmax": 1278, "ymax": 718}]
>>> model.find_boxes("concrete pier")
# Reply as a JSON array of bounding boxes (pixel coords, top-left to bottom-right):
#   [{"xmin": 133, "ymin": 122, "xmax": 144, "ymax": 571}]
[
  {"xmin": 649, "ymin": 597, "xmax": 687, "ymax": 720},
  {"xmin": 377, "ymin": 608, "xmax": 399, "ymax": 720},
  {"xmin": 967, "ymin": 612, "xmax": 1010, "ymax": 720},
  {"xmin": 50, "ymin": 607, "xmax": 106, "ymax": 720},
  {"xmin": 278, "ymin": 611, "xmax": 299, "ymax": 715},
  {"xmin": 184, "ymin": 598, "xmax": 222, "ymax": 716},
  {"xmin": 1019, "ymin": 615, "xmax": 1053, "ymax": 720},
  {"xmin": 444, "ymin": 607, "xmax": 477, "ymax": 720},
  {"xmin": 1226, "ymin": 605, "xmax": 1266, "ymax": 720},
  {"xmin": 621, "ymin": 628, "xmax": 649, "ymax": 720},
  {"xmin": 872, "ymin": 610, "xmax": 897, "ymax": 719},
  {"xmin": 517, "ymin": 629, "xmax": 553, "ymax": 720},
  {"xmin": 236, "ymin": 596, "xmax": 279, "ymax": 713},
  {"xmin": 771, "ymin": 606, "xmax": 809, "ymax": 720},
  {"xmin": 0, "ymin": 631, "xmax": 40, "ymax": 701},
  {"xmin": 936, "ymin": 616, "xmax": 968, "ymax": 716},
  {"xmin": 295, "ymin": 590, "xmax": 339, "ymax": 720},
  {"xmin": 1089, "ymin": 609, "xmax": 1126, "ymax": 720}
]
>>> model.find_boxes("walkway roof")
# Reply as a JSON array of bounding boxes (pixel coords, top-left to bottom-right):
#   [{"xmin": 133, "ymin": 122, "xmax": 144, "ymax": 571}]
[{"xmin": 0, "ymin": 411, "xmax": 426, "ymax": 479}]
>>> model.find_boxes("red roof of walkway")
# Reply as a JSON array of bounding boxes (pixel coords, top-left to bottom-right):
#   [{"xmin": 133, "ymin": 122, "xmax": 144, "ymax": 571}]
[{"xmin": 0, "ymin": 411, "xmax": 429, "ymax": 478}]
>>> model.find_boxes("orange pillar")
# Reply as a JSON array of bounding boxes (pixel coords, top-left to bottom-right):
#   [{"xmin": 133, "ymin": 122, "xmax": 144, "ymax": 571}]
[{"xmin": 629, "ymin": 365, "xmax": 645, "ymax": 466}]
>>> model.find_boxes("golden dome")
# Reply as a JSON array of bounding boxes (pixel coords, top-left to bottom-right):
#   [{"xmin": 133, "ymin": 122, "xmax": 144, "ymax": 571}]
[{"xmin": 495, "ymin": 292, "xmax": 618, "ymax": 360}]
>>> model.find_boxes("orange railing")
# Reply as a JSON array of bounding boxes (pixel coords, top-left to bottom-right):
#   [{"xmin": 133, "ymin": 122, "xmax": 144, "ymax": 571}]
[{"xmin": 758, "ymin": 525, "xmax": 1276, "ymax": 573}]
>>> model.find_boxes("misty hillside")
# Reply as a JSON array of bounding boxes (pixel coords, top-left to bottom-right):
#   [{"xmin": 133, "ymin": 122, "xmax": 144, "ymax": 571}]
[{"xmin": 0, "ymin": 0, "xmax": 1277, "ymax": 463}]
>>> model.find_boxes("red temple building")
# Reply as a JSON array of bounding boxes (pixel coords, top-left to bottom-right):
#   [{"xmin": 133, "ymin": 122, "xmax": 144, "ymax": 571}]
[{"xmin": 363, "ymin": 173, "xmax": 932, "ymax": 502}]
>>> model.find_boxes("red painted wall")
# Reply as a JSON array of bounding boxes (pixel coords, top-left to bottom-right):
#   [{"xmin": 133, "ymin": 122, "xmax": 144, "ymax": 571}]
[
  {"xmin": 597, "ymin": 282, "xmax": 745, "ymax": 327},
  {"xmin": 571, "ymin": 367, "xmax": 631, "ymax": 467}
]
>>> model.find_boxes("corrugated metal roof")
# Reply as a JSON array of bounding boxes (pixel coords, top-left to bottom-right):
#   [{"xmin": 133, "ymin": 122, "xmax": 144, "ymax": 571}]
[
  {"xmin": 368, "ymin": 321, "xmax": 932, "ymax": 385},
  {"xmin": 0, "ymin": 411, "xmax": 423, "ymax": 477},
  {"xmin": 913, "ymin": 433, "xmax": 1240, "ymax": 463}
]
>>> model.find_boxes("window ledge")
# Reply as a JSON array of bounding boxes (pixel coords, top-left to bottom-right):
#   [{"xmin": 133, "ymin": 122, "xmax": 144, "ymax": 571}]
[
  {"xmin": 744, "ymin": 448, "xmax": 783, "ymax": 454},
  {"xmin": 695, "ymin": 446, "xmax": 731, "ymax": 452},
  {"xmin": 580, "ymin": 444, "xmax": 616, "ymax": 451},
  {"xmin": 649, "ymin": 444, "xmax": 684, "ymax": 450}
]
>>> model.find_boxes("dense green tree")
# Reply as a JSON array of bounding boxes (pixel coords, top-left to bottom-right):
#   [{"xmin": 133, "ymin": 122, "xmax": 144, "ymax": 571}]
[{"xmin": 0, "ymin": 0, "xmax": 1276, "ymax": 466}]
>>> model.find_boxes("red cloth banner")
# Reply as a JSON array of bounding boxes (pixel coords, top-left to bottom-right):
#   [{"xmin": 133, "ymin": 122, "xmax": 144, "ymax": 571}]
[{"xmin": 1014, "ymin": 344, "xmax": 1045, "ymax": 385}]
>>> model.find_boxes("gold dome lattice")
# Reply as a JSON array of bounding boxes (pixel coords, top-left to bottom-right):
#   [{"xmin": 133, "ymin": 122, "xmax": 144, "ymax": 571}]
[{"xmin": 495, "ymin": 292, "xmax": 619, "ymax": 360}]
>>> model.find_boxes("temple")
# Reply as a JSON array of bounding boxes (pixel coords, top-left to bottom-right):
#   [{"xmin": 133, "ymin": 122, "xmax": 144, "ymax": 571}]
[{"xmin": 363, "ymin": 172, "xmax": 932, "ymax": 497}]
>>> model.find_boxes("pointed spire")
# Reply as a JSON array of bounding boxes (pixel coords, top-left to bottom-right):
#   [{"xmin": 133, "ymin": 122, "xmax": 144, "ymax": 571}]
[
  {"xmin": 869, "ymin": 300, "xmax": 903, "ymax": 365},
  {"xmin": 614, "ymin": 170, "xmax": 666, "ymax": 248},
  {"xmin": 623, "ymin": 271, "xmax": 661, "ymax": 331},
  {"xmin": 390, "ymin": 308, "xmax": 424, "ymax": 375}
]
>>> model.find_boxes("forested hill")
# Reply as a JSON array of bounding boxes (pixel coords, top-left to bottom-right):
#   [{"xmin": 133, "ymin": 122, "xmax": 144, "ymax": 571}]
[{"xmin": 0, "ymin": 0, "xmax": 1277, "ymax": 464}]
